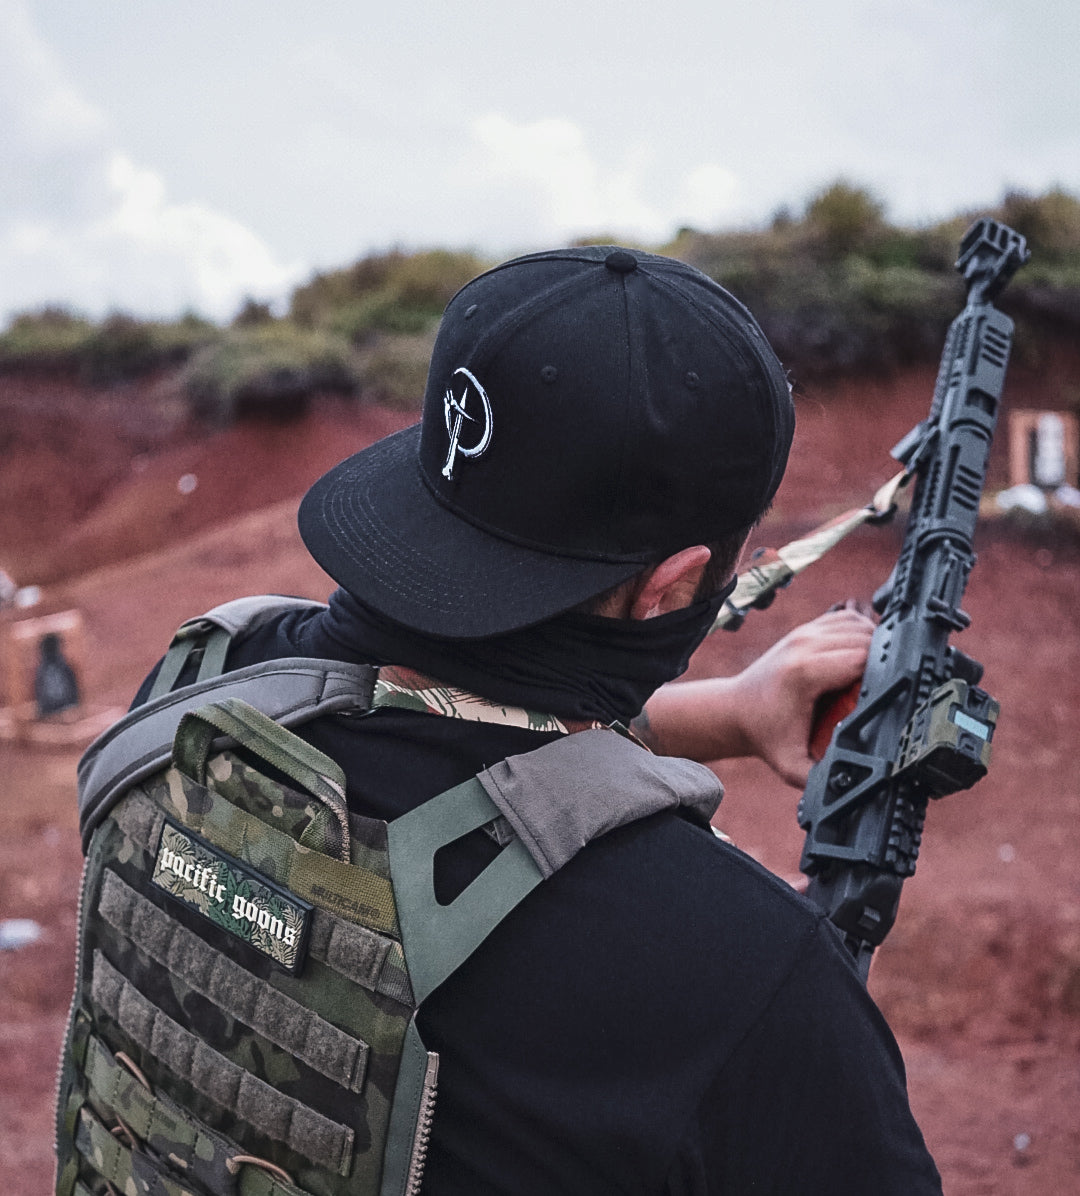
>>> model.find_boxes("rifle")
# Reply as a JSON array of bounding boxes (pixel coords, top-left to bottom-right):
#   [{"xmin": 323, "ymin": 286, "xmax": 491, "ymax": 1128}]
[{"xmin": 795, "ymin": 218, "xmax": 1029, "ymax": 981}]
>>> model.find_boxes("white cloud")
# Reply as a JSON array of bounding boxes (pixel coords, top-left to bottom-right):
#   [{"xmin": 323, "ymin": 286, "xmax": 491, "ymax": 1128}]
[
  {"xmin": 465, "ymin": 114, "xmax": 742, "ymax": 246},
  {"xmin": 678, "ymin": 165, "xmax": 740, "ymax": 232},
  {"xmin": 0, "ymin": 1, "xmax": 301, "ymax": 324},
  {"xmin": 470, "ymin": 114, "xmax": 645, "ymax": 237},
  {"xmin": 95, "ymin": 154, "xmax": 303, "ymax": 316}
]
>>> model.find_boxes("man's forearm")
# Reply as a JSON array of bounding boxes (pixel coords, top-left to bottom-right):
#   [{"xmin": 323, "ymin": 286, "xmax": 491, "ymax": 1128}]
[{"xmin": 634, "ymin": 678, "xmax": 752, "ymax": 761}]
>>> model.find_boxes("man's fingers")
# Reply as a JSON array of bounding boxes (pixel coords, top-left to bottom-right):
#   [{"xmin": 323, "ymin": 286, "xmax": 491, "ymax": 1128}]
[
  {"xmin": 800, "ymin": 644, "xmax": 872, "ymax": 693},
  {"xmin": 776, "ymin": 612, "xmax": 873, "ymax": 657},
  {"xmin": 797, "ymin": 610, "xmax": 875, "ymax": 643}
]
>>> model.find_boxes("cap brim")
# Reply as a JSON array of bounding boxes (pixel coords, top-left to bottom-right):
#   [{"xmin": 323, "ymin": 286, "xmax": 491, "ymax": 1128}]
[{"xmin": 298, "ymin": 426, "xmax": 645, "ymax": 639}]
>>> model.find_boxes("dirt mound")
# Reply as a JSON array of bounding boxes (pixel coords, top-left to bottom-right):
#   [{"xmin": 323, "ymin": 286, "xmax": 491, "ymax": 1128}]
[
  {"xmin": 2, "ymin": 363, "xmax": 1079, "ymax": 1193},
  {"xmin": 0, "ymin": 375, "xmax": 417, "ymax": 585}
]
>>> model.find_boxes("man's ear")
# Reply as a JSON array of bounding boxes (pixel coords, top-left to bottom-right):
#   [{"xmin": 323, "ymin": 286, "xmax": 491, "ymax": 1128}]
[{"xmin": 628, "ymin": 546, "xmax": 712, "ymax": 619}]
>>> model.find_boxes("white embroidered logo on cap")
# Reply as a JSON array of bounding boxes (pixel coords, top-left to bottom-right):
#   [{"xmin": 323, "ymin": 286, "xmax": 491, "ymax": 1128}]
[{"xmin": 442, "ymin": 366, "xmax": 493, "ymax": 480}]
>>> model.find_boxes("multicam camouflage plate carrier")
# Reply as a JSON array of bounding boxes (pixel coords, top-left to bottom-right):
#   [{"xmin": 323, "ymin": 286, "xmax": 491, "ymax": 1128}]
[{"xmin": 56, "ymin": 597, "xmax": 723, "ymax": 1196}]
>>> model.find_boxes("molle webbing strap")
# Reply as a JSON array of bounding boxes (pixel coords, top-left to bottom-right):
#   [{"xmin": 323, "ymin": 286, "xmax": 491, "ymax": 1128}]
[
  {"xmin": 147, "ymin": 636, "xmax": 199, "ymax": 702},
  {"xmin": 147, "ymin": 596, "xmax": 326, "ymax": 703},
  {"xmin": 90, "ymin": 951, "xmax": 354, "ymax": 1174},
  {"xmin": 99, "ymin": 870, "xmax": 370, "ymax": 1093},
  {"xmin": 110, "ymin": 791, "xmax": 412, "ymax": 1004},
  {"xmin": 310, "ymin": 910, "xmax": 412, "ymax": 1006},
  {"xmin": 75, "ymin": 1106, "xmax": 200, "ymax": 1196},
  {"xmin": 78, "ymin": 656, "xmax": 377, "ymax": 851},
  {"xmin": 80, "ymin": 1036, "xmax": 299, "ymax": 1196}
]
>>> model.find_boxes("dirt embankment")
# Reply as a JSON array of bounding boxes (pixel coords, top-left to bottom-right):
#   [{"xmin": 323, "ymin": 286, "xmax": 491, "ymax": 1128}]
[{"xmin": 1, "ymin": 357, "xmax": 1078, "ymax": 1193}]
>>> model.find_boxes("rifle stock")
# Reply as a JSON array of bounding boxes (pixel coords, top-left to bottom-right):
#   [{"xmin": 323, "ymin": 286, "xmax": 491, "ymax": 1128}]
[{"xmin": 797, "ymin": 219, "xmax": 1029, "ymax": 980}]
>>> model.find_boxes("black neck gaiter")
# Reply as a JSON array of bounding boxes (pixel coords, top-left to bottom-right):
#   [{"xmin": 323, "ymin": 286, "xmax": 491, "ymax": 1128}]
[{"xmin": 316, "ymin": 587, "xmax": 728, "ymax": 726}]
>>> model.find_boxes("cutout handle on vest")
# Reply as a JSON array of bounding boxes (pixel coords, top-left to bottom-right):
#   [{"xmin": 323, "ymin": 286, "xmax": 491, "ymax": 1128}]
[
  {"xmin": 387, "ymin": 778, "xmax": 543, "ymax": 1005},
  {"xmin": 173, "ymin": 698, "xmax": 352, "ymax": 862}
]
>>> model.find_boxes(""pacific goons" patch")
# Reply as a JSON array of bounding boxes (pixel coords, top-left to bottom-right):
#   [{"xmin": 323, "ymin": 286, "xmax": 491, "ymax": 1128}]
[{"xmin": 150, "ymin": 819, "xmax": 311, "ymax": 972}]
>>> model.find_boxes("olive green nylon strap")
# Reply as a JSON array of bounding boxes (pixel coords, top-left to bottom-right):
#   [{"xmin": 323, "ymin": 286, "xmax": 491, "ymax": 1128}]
[
  {"xmin": 146, "ymin": 624, "xmax": 231, "ymax": 703},
  {"xmin": 99, "ymin": 869, "xmax": 370, "ymax": 1094},
  {"xmin": 90, "ymin": 950, "xmax": 355, "ymax": 1173},
  {"xmin": 146, "ymin": 636, "xmax": 198, "ymax": 702},
  {"xmin": 173, "ymin": 697, "xmax": 351, "ymax": 861},
  {"xmin": 387, "ymin": 777, "xmax": 544, "ymax": 1005},
  {"xmin": 75, "ymin": 1104, "xmax": 200, "ymax": 1195},
  {"xmin": 80, "ymin": 1035, "xmax": 302, "ymax": 1196},
  {"xmin": 75, "ymin": 1102, "xmax": 301, "ymax": 1196},
  {"xmin": 147, "ymin": 596, "xmax": 328, "ymax": 702},
  {"xmin": 196, "ymin": 626, "xmax": 232, "ymax": 683}
]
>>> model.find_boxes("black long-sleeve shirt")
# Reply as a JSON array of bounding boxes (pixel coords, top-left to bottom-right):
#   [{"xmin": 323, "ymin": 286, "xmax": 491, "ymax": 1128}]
[{"xmin": 134, "ymin": 602, "xmax": 942, "ymax": 1195}]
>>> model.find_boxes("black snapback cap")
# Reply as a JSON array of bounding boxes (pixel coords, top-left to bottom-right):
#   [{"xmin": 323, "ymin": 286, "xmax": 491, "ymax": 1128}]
[{"xmin": 299, "ymin": 245, "xmax": 794, "ymax": 638}]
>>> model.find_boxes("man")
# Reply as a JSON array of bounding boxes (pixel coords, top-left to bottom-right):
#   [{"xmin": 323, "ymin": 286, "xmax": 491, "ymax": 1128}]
[{"xmin": 136, "ymin": 245, "xmax": 941, "ymax": 1192}]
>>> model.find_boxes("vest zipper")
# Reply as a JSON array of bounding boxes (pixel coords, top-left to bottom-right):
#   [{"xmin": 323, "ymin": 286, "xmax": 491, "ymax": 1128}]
[
  {"xmin": 404, "ymin": 1051, "xmax": 439, "ymax": 1196},
  {"xmin": 54, "ymin": 849, "xmax": 94, "ymax": 1151}
]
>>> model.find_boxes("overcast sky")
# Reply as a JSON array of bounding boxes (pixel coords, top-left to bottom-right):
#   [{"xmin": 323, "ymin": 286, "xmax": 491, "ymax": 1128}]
[{"xmin": 1, "ymin": 0, "xmax": 1076, "ymax": 325}]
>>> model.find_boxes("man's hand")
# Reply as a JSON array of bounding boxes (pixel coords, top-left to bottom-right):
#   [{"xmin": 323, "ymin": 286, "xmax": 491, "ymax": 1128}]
[{"xmin": 634, "ymin": 608, "xmax": 874, "ymax": 786}]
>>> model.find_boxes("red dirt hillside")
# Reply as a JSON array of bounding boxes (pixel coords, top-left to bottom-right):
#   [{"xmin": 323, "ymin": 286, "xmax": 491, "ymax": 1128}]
[{"xmin": 1, "ymin": 361, "xmax": 1078, "ymax": 1194}]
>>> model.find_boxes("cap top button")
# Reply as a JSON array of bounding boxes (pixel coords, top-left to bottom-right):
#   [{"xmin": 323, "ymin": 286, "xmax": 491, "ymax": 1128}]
[{"xmin": 605, "ymin": 249, "xmax": 638, "ymax": 274}]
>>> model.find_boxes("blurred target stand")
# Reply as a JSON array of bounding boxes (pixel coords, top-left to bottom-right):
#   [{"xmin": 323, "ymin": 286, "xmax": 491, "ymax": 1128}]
[
  {"xmin": 995, "ymin": 407, "xmax": 1080, "ymax": 517},
  {"xmin": 0, "ymin": 598, "xmax": 121, "ymax": 746},
  {"xmin": 1009, "ymin": 409, "xmax": 1078, "ymax": 490}
]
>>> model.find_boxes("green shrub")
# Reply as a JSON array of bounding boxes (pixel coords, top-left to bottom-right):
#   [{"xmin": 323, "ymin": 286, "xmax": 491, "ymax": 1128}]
[
  {"xmin": 0, "ymin": 307, "xmax": 216, "ymax": 382},
  {"xmin": 181, "ymin": 324, "xmax": 360, "ymax": 423},
  {"xmin": 0, "ymin": 306, "xmax": 95, "ymax": 372},
  {"xmin": 291, "ymin": 249, "xmax": 485, "ymax": 340},
  {"xmin": 324, "ymin": 294, "xmax": 435, "ymax": 341},
  {"xmin": 803, "ymin": 181, "xmax": 887, "ymax": 256},
  {"xmin": 672, "ymin": 219, "xmax": 960, "ymax": 377},
  {"xmin": 231, "ymin": 298, "xmax": 276, "ymax": 328},
  {"xmin": 355, "ymin": 330, "xmax": 436, "ymax": 410},
  {"xmin": 80, "ymin": 313, "xmax": 215, "ymax": 384},
  {"xmin": 665, "ymin": 183, "xmax": 1080, "ymax": 376},
  {"xmin": 998, "ymin": 188, "xmax": 1080, "ymax": 264},
  {"xmin": 3, "ymin": 187, "xmax": 1077, "ymax": 396}
]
